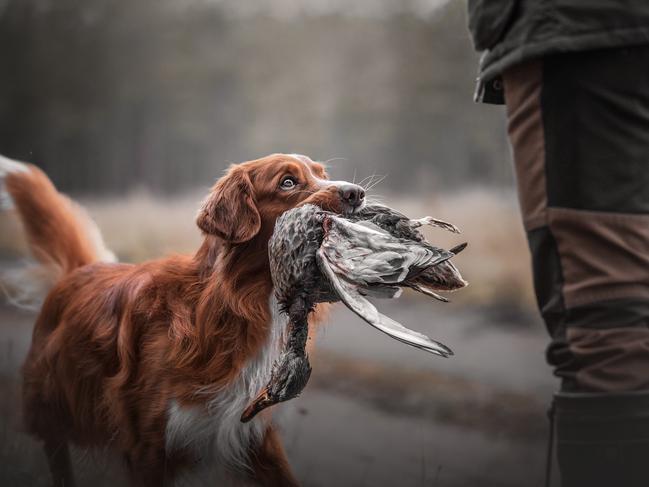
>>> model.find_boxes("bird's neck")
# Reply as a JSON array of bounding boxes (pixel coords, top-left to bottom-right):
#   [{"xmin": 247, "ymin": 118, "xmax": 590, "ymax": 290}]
[{"xmin": 286, "ymin": 296, "xmax": 312, "ymax": 356}]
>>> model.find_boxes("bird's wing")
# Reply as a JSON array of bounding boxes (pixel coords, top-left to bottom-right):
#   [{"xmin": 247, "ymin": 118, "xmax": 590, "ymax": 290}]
[
  {"xmin": 317, "ymin": 249, "xmax": 453, "ymax": 357},
  {"xmin": 322, "ymin": 217, "xmax": 453, "ymax": 285},
  {"xmin": 414, "ymin": 259, "xmax": 469, "ymax": 292},
  {"xmin": 408, "ymin": 283, "xmax": 449, "ymax": 303},
  {"xmin": 359, "ymin": 285, "xmax": 402, "ymax": 299},
  {"xmin": 353, "ymin": 219, "xmax": 387, "ymax": 234},
  {"xmin": 355, "ymin": 203, "xmax": 460, "ymax": 237}
]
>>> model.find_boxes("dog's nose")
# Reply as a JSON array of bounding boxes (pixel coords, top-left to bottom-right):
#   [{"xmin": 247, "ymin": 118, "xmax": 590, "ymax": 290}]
[{"xmin": 338, "ymin": 184, "xmax": 365, "ymax": 208}]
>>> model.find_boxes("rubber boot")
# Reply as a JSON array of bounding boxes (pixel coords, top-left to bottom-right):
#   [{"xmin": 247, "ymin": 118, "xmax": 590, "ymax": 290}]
[{"xmin": 553, "ymin": 390, "xmax": 649, "ymax": 487}]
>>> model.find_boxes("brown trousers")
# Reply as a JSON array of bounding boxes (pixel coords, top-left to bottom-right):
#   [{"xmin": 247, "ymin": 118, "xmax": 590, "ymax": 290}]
[{"xmin": 502, "ymin": 46, "xmax": 649, "ymax": 392}]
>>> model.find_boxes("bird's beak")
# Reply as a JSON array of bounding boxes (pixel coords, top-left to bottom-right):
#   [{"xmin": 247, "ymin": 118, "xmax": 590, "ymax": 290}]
[{"xmin": 240, "ymin": 389, "xmax": 272, "ymax": 423}]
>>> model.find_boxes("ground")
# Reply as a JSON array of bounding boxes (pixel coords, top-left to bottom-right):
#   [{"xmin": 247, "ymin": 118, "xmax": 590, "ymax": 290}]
[{"xmin": 0, "ymin": 296, "xmax": 559, "ymax": 487}]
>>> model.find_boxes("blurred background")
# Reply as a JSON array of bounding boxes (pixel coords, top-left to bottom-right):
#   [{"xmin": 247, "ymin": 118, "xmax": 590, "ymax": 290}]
[{"xmin": 0, "ymin": 0, "xmax": 557, "ymax": 486}]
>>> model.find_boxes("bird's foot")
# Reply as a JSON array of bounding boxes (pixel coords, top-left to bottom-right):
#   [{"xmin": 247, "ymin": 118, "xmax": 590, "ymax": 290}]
[{"xmin": 412, "ymin": 216, "xmax": 461, "ymax": 234}]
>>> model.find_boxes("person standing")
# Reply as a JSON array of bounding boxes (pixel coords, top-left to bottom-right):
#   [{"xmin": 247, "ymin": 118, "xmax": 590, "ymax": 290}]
[{"xmin": 467, "ymin": 2, "xmax": 649, "ymax": 486}]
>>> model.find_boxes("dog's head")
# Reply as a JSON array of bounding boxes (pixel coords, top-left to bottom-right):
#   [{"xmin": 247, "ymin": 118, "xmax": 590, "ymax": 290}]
[{"xmin": 197, "ymin": 153, "xmax": 365, "ymax": 243}]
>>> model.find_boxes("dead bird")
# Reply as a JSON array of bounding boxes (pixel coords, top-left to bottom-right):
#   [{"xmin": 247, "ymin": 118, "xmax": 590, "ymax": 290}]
[
  {"xmin": 316, "ymin": 205, "xmax": 467, "ymax": 351},
  {"xmin": 240, "ymin": 203, "xmax": 467, "ymax": 422},
  {"xmin": 348, "ymin": 203, "xmax": 468, "ymax": 302},
  {"xmin": 239, "ymin": 304, "xmax": 312, "ymax": 423},
  {"xmin": 240, "ymin": 205, "xmax": 328, "ymax": 423}
]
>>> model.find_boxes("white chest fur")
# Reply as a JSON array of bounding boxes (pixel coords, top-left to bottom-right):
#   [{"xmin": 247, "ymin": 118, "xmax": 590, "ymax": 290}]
[{"xmin": 165, "ymin": 294, "xmax": 288, "ymax": 480}]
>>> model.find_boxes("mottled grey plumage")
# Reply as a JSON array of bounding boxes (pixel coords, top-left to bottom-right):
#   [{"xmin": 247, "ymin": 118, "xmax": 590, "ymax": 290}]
[
  {"xmin": 240, "ymin": 208, "xmax": 332, "ymax": 423},
  {"xmin": 349, "ymin": 203, "xmax": 467, "ymax": 302},
  {"xmin": 240, "ymin": 203, "xmax": 467, "ymax": 422},
  {"xmin": 350, "ymin": 203, "xmax": 460, "ymax": 240}
]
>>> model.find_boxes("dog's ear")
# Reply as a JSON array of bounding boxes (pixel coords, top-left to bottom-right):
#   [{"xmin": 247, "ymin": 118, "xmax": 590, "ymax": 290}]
[{"xmin": 197, "ymin": 166, "xmax": 261, "ymax": 243}]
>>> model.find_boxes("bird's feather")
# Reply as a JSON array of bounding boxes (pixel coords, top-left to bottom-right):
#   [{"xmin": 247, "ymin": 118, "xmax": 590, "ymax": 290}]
[
  {"xmin": 408, "ymin": 283, "xmax": 450, "ymax": 302},
  {"xmin": 321, "ymin": 216, "xmax": 454, "ymax": 285},
  {"xmin": 317, "ymin": 248, "xmax": 453, "ymax": 357},
  {"xmin": 412, "ymin": 216, "xmax": 461, "ymax": 234},
  {"xmin": 359, "ymin": 285, "xmax": 402, "ymax": 299}
]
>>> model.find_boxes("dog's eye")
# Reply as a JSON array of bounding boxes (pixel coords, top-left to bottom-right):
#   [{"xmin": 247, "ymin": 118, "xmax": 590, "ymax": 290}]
[{"xmin": 280, "ymin": 176, "xmax": 297, "ymax": 190}]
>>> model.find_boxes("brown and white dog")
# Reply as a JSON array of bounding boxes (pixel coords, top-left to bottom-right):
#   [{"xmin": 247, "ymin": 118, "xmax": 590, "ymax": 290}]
[{"xmin": 0, "ymin": 153, "xmax": 365, "ymax": 486}]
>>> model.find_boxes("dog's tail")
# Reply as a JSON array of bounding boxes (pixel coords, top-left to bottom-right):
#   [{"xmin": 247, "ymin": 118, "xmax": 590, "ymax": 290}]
[{"xmin": 0, "ymin": 154, "xmax": 116, "ymax": 309}]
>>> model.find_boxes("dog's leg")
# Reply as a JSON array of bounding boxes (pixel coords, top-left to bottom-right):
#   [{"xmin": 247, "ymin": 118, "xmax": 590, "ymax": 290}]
[
  {"xmin": 251, "ymin": 425, "xmax": 300, "ymax": 487},
  {"xmin": 23, "ymin": 381, "xmax": 76, "ymax": 487},
  {"xmin": 124, "ymin": 448, "xmax": 168, "ymax": 487},
  {"xmin": 43, "ymin": 438, "xmax": 75, "ymax": 487}
]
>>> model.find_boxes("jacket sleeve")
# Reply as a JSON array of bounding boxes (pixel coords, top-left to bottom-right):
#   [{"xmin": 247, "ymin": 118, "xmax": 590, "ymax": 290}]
[{"xmin": 467, "ymin": 0, "xmax": 519, "ymax": 51}]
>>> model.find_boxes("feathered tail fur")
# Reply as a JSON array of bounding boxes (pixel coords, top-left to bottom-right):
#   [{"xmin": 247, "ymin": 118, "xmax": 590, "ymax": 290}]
[{"xmin": 0, "ymin": 154, "xmax": 115, "ymax": 309}]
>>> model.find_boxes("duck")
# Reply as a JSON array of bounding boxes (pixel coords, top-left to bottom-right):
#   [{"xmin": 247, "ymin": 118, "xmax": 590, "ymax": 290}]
[
  {"xmin": 346, "ymin": 202, "xmax": 468, "ymax": 301},
  {"xmin": 240, "ymin": 203, "xmax": 467, "ymax": 422}
]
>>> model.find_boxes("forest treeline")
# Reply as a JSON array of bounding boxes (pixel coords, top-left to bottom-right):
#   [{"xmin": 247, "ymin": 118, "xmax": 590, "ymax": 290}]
[{"xmin": 0, "ymin": 0, "xmax": 510, "ymax": 195}]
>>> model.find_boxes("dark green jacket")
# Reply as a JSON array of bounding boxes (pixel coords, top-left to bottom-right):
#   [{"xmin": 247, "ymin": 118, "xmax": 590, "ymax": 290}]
[{"xmin": 468, "ymin": 0, "xmax": 649, "ymax": 103}]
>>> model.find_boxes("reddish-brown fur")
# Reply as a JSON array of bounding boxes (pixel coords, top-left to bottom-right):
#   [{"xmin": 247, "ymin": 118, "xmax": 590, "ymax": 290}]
[
  {"xmin": 8, "ymin": 154, "xmax": 351, "ymax": 486},
  {"xmin": 6, "ymin": 165, "xmax": 101, "ymax": 271}
]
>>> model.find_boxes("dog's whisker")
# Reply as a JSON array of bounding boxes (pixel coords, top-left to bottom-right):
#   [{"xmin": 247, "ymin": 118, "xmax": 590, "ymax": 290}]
[
  {"xmin": 365, "ymin": 174, "xmax": 387, "ymax": 192},
  {"xmin": 323, "ymin": 157, "xmax": 347, "ymax": 166},
  {"xmin": 357, "ymin": 174, "xmax": 376, "ymax": 187}
]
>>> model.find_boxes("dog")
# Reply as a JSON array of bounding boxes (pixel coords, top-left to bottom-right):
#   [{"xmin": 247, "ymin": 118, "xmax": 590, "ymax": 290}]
[{"xmin": 0, "ymin": 153, "xmax": 365, "ymax": 486}]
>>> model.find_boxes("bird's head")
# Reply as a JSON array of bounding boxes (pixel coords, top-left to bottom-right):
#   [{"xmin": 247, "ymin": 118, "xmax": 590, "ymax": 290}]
[{"xmin": 240, "ymin": 350, "xmax": 312, "ymax": 423}]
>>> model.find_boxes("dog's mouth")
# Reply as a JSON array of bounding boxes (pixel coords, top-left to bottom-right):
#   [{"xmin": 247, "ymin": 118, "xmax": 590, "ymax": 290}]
[
  {"xmin": 341, "ymin": 199, "xmax": 366, "ymax": 215},
  {"xmin": 296, "ymin": 185, "xmax": 365, "ymax": 215}
]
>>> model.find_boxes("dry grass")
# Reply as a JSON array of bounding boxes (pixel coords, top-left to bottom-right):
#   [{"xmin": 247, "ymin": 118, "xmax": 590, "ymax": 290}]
[
  {"xmin": 377, "ymin": 187, "xmax": 535, "ymax": 307},
  {"xmin": 0, "ymin": 187, "xmax": 535, "ymax": 307},
  {"xmin": 83, "ymin": 191, "xmax": 204, "ymax": 262},
  {"xmin": 0, "ymin": 190, "xmax": 204, "ymax": 263}
]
